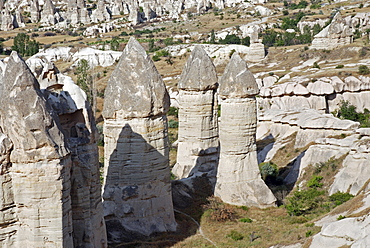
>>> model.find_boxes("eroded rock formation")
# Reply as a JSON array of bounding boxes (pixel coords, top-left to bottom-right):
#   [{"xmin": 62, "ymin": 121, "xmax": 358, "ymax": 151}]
[
  {"xmin": 311, "ymin": 12, "xmax": 353, "ymax": 50},
  {"xmin": 0, "ymin": 52, "xmax": 107, "ymax": 248},
  {"xmin": 214, "ymin": 53, "xmax": 276, "ymax": 207},
  {"xmin": 0, "ymin": 51, "xmax": 73, "ymax": 247},
  {"xmin": 172, "ymin": 46, "xmax": 219, "ymax": 180},
  {"xmin": 102, "ymin": 37, "xmax": 176, "ymax": 242}
]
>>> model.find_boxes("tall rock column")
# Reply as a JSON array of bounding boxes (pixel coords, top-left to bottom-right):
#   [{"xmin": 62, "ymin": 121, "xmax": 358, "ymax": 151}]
[
  {"xmin": 0, "ymin": 52, "xmax": 74, "ymax": 247},
  {"xmin": 42, "ymin": 73, "xmax": 107, "ymax": 247},
  {"xmin": 172, "ymin": 46, "xmax": 219, "ymax": 180},
  {"xmin": 102, "ymin": 37, "xmax": 176, "ymax": 242},
  {"xmin": 215, "ymin": 53, "xmax": 276, "ymax": 207}
]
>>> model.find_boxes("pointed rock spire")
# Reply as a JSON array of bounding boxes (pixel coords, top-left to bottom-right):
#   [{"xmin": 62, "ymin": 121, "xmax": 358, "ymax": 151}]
[
  {"xmin": 172, "ymin": 46, "xmax": 219, "ymax": 179},
  {"xmin": 215, "ymin": 53, "xmax": 276, "ymax": 208},
  {"xmin": 219, "ymin": 53, "xmax": 259, "ymax": 98},
  {"xmin": 178, "ymin": 45, "xmax": 218, "ymax": 91},
  {"xmin": 103, "ymin": 37, "xmax": 169, "ymax": 119},
  {"xmin": 102, "ymin": 37, "xmax": 176, "ymax": 242},
  {"xmin": 0, "ymin": 51, "xmax": 73, "ymax": 247}
]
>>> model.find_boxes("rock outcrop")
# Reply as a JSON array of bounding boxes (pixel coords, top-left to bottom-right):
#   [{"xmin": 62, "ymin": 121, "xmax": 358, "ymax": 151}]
[
  {"xmin": 311, "ymin": 12, "xmax": 353, "ymax": 50},
  {"xmin": 1, "ymin": 9, "xmax": 14, "ymax": 31},
  {"xmin": 67, "ymin": 0, "xmax": 90, "ymax": 25},
  {"xmin": 258, "ymin": 76, "xmax": 370, "ymax": 114},
  {"xmin": 40, "ymin": 64, "xmax": 107, "ymax": 248},
  {"xmin": 102, "ymin": 37, "xmax": 176, "ymax": 242},
  {"xmin": 214, "ymin": 53, "xmax": 276, "ymax": 207},
  {"xmin": 172, "ymin": 46, "xmax": 219, "ymax": 180},
  {"xmin": 40, "ymin": 0, "xmax": 59, "ymax": 25},
  {"xmin": 91, "ymin": 0, "xmax": 111, "ymax": 23},
  {"xmin": 30, "ymin": 0, "xmax": 41, "ymax": 23},
  {"xmin": 0, "ymin": 52, "xmax": 107, "ymax": 247},
  {"xmin": 0, "ymin": 52, "xmax": 73, "ymax": 247}
]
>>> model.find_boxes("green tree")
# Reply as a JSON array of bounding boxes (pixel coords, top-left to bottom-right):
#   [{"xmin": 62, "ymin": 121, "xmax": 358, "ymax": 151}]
[
  {"xmin": 75, "ymin": 59, "xmax": 93, "ymax": 105},
  {"xmin": 12, "ymin": 33, "xmax": 40, "ymax": 57},
  {"xmin": 219, "ymin": 34, "xmax": 240, "ymax": 44},
  {"xmin": 110, "ymin": 37, "xmax": 120, "ymax": 51},
  {"xmin": 210, "ymin": 29, "xmax": 216, "ymax": 43}
]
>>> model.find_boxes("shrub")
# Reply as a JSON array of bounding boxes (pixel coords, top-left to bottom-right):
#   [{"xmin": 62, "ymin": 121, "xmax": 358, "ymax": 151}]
[
  {"xmin": 285, "ymin": 187, "xmax": 325, "ymax": 216},
  {"xmin": 329, "ymin": 192, "xmax": 354, "ymax": 206},
  {"xmin": 168, "ymin": 119, "xmax": 179, "ymax": 128},
  {"xmin": 152, "ymin": 54, "xmax": 160, "ymax": 61},
  {"xmin": 239, "ymin": 217, "xmax": 253, "ymax": 223},
  {"xmin": 168, "ymin": 106, "xmax": 178, "ymax": 117},
  {"xmin": 259, "ymin": 162, "xmax": 278, "ymax": 180},
  {"xmin": 307, "ymin": 175, "xmax": 323, "ymax": 188},
  {"xmin": 312, "ymin": 62, "xmax": 320, "ymax": 69},
  {"xmin": 219, "ymin": 34, "xmax": 240, "ymax": 44},
  {"xmin": 337, "ymin": 215, "xmax": 346, "ymax": 220},
  {"xmin": 335, "ymin": 100, "xmax": 370, "ymax": 127},
  {"xmin": 335, "ymin": 64, "xmax": 344, "ymax": 69},
  {"xmin": 359, "ymin": 65, "xmax": 370, "ymax": 75},
  {"xmin": 227, "ymin": 230, "xmax": 244, "ymax": 241},
  {"xmin": 305, "ymin": 230, "xmax": 313, "ymax": 237}
]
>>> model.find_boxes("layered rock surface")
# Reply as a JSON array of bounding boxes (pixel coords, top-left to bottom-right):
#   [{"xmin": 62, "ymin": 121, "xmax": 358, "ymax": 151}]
[
  {"xmin": 0, "ymin": 52, "xmax": 107, "ymax": 248},
  {"xmin": 102, "ymin": 37, "xmax": 176, "ymax": 242},
  {"xmin": 172, "ymin": 46, "xmax": 219, "ymax": 179},
  {"xmin": 214, "ymin": 53, "xmax": 276, "ymax": 207},
  {"xmin": 0, "ymin": 52, "xmax": 73, "ymax": 247},
  {"xmin": 311, "ymin": 12, "xmax": 353, "ymax": 50}
]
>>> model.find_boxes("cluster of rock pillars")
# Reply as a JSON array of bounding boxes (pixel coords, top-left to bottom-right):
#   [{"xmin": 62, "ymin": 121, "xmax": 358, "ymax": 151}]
[{"xmin": 0, "ymin": 37, "xmax": 275, "ymax": 247}]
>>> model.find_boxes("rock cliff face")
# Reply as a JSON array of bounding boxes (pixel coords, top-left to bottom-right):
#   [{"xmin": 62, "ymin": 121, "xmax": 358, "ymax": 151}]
[
  {"xmin": 311, "ymin": 12, "xmax": 353, "ymax": 50},
  {"xmin": 172, "ymin": 46, "xmax": 219, "ymax": 180},
  {"xmin": 258, "ymin": 75, "xmax": 370, "ymax": 114},
  {"xmin": 0, "ymin": 52, "xmax": 107, "ymax": 248},
  {"xmin": 41, "ymin": 63, "xmax": 107, "ymax": 248},
  {"xmin": 102, "ymin": 37, "xmax": 176, "ymax": 242},
  {"xmin": 0, "ymin": 52, "xmax": 73, "ymax": 247},
  {"xmin": 214, "ymin": 53, "xmax": 276, "ymax": 207}
]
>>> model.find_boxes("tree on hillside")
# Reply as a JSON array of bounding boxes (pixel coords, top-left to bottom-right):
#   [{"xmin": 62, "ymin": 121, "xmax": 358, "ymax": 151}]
[{"xmin": 12, "ymin": 33, "xmax": 39, "ymax": 57}]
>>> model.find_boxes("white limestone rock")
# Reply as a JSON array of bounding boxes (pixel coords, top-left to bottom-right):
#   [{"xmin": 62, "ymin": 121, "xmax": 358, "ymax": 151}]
[
  {"xmin": 172, "ymin": 46, "xmax": 219, "ymax": 179},
  {"xmin": 0, "ymin": 52, "xmax": 73, "ymax": 247},
  {"xmin": 102, "ymin": 37, "xmax": 176, "ymax": 242},
  {"xmin": 215, "ymin": 53, "xmax": 276, "ymax": 207}
]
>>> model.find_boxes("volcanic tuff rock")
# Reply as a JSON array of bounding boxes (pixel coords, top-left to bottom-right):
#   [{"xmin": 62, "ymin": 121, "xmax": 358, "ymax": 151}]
[
  {"xmin": 0, "ymin": 51, "xmax": 73, "ymax": 247},
  {"xmin": 215, "ymin": 53, "xmax": 276, "ymax": 207},
  {"xmin": 30, "ymin": 0, "xmax": 41, "ymax": 23},
  {"xmin": 0, "ymin": 52, "xmax": 107, "ymax": 247},
  {"xmin": 311, "ymin": 12, "xmax": 353, "ymax": 50},
  {"xmin": 41, "ymin": 63, "xmax": 107, "ymax": 248},
  {"xmin": 40, "ymin": 0, "xmax": 59, "ymax": 25},
  {"xmin": 1, "ymin": 9, "xmax": 14, "ymax": 31},
  {"xmin": 172, "ymin": 46, "xmax": 219, "ymax": 180},
  {"xmin": 102, "ymin": 37, "xmax": 176, "ymax": 241},
  {"xmin": 91, "ymin": 0, "xmax": 111, "ymax": 23}
]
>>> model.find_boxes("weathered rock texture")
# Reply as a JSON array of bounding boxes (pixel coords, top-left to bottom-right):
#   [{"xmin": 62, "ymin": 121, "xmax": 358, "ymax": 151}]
[
  {"xmin": 311, "ymin": 12, "xmax": 353, "ymax": 50},
  {"xmin": 41, "ymin": 64, "xmax": 107, "ymax": 248},
  {"xmin": 172, "ymin": 46, "xmax": 219, "ymax": 180},
  {"xmin": 0, "ymin": 52, "xmax": 73, "ymax": 247},
  {"xmin": 214, "ymin": 53, "xmax": 276, "ymax": 207},
  {"xmin": 0, "ymin": 52, "xmax": 107, "ymax": 248},
  {"xmin": 258, "ymin": 75, "xmax": 370, "ymax": 114},
  {"xmin": 102, "ymin": 37, "xmax": 176, "ymax": 242},
  {"xmin": 67, "ymin": 0, "xmax": 90, "ymax": 25},
  {"xmin": 30, "ymin": 0, "xmax": 41, "ymax": 23}
]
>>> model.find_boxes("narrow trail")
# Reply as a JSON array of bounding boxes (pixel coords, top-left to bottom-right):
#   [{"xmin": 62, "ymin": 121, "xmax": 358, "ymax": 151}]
[{"xmin": 174, "ymin": 209, "xmax": 218, "ymax": 248}]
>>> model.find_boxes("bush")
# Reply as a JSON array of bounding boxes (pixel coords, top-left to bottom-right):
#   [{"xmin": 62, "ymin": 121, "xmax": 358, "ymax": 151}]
[
  {"xmin": 312, "ymin": 62, "xmax": 320, "ymax": 69},
  {"xmin": 335, "ymin": 100, "xmax": 370, "ymax": 127},
  {"xmin": 168, "ymin": 119, "xmax": 179, "ymax": 128},
  {"xmin": 307, "ymin": 175, "xmax": 323, "ymax": 188},
  {"xmin": 12, "ymin": 33, "xmax": 40, "ymax": 57},
  {"xmin": 335, "ymin": 64, "xmax": 344, "ymax": 69},
  {"xmin": 239, "ymin": 217, "xmax": 253, "ymax": 223},
  {"xmin": 329, "ymin": 192, "xmax": 354, "ymax": 206},
  {"xmin": 152, "ymin": 54, "xmax": 160, "ymax": 61},
  {"xmin": 259, "ymin": 162, "xmax": 278, "ymax": 180},
  {"xmin": 219, "ymin": 34, "xmax": 240, "ymax": 44},
  {"xmin": 226, "ymin": 230, "xmax": 244, "ymax": 241},
  {"xmin": 168, "ymin": 106, "xmax": 178, "ymax": 117},
  {"xmin": 285, "ymin": 187, "xmax": 325, "ymax": 216},
  {"xmin": 359, "ymin": 65, "xmax": 370, "ymax": 75}
]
